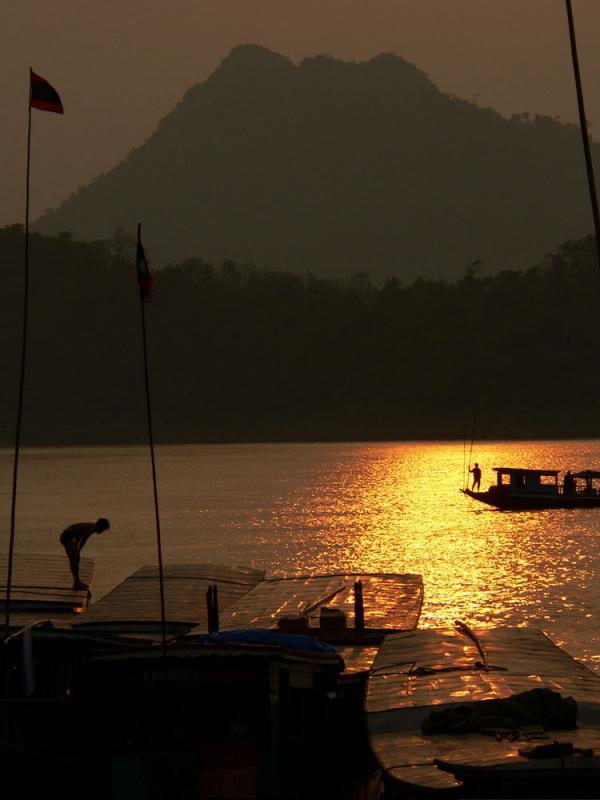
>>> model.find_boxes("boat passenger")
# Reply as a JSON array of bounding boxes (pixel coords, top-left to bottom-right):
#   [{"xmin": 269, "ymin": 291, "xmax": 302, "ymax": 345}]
[
  {"xmin": 563, "ymin": 471, "xmax": 575, "ymax": 495},
  {"xmin": 470, "ymin": 463, "xmax": 482, "ymax": 491},
  {"xmin": 59, "ymin": 518, "xmax": 110, "ymax": 590}
]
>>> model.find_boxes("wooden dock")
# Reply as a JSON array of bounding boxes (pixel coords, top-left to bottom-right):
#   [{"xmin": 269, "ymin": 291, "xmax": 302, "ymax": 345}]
[
  {"xmin": 367, "ymin": 627, "xmax": 600, "ymax": 796},
  {"xmin": 0, "ymin": 553, "xmax": 93, "ymax": 629}
]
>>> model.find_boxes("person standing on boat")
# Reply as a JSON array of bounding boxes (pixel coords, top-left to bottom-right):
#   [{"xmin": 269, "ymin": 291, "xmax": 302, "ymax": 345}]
[
  {"xmin": 59, "ymin": 518, "xmax": 110, "ymax": 590},
  {"xmin": 470, "ymin": 463, "xmax": 482, "ymax": 491},
  {"xmin": 563, "ymin": 471, "xmax": 575, "ymax": 495}
]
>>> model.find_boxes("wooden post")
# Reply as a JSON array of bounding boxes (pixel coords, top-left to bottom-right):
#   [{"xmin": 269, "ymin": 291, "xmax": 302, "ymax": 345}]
[
  {"xmin": 212, "ymin": 584, "xmax": 219, "ymax": 633},
  {"xmin": 206, "ymin": 585, "xmax": 219, "ymax": 633},
  {"xmin": 354, "ymin": 580, "xmax": 365, "ymax": 630}
]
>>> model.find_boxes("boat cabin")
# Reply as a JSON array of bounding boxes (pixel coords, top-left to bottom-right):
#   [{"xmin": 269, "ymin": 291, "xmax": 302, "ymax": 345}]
[
  {"xmin": 571, "ymin": 470, "xmax": 600, "ymax": 495},
  {"xmin": 492, "ymin": 467, "xmax": 559, "ymax": 495}
]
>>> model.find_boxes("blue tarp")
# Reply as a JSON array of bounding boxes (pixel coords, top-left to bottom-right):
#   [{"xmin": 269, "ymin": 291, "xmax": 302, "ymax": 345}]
[{"xmin": 191, "ymin": 628, "xmax": 345, "ymax": 670}]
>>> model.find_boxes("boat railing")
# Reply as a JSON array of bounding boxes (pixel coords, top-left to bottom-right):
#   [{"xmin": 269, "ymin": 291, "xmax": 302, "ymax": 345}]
[{"xmin": 559, "ymin": 485, "xmax": 599, "ymax": 496}]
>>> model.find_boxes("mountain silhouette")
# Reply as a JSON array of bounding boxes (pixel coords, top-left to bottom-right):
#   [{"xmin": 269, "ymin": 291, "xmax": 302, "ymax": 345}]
[{"xmin": 35, "ymin": 44, "xmax": 598, "ymax": 280}]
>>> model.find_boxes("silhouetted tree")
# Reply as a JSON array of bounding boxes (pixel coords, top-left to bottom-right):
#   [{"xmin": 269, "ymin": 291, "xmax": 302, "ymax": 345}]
[{"xmin": 2, "ymin": 227, "xmax": 600, "ymax": 444}]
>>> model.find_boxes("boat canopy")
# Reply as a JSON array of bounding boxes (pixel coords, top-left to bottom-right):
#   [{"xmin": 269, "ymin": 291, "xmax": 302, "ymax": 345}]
[
  {"xmin": 492, "ymin": 467, "xmax": 559, "ymax": 477},
  {"xmin": 572, "ymin": 470, "xmax": 600, "ymax": 479}
]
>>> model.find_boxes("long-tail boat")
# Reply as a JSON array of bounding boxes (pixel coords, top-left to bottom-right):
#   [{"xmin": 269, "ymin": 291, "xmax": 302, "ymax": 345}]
[
  {"xmin": 367, "ymin": 623, "xmax": 600, "ymax": 799},
  {"xmin": 462, "ymin": 467, "xmax": 600, "ymax": 510}
]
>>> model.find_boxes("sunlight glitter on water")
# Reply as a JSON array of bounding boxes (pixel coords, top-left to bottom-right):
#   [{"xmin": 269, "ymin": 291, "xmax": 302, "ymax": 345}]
[
  {"xmin": 264, "ymin": 441, "xmax": 600, "ymax": 663},
  {"xmin": 1, "ymin": 441, "xmax": 600, "ymax": 665}
]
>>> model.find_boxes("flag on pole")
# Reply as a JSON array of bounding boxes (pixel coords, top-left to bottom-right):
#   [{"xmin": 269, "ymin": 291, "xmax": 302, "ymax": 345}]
[
  {"xmin": 136, "ymin": 225, "xmax": 153, "ymax": 302},
  {"xmin": 30, "ymin": 70, "xmax": 64, "ymax": 114}
]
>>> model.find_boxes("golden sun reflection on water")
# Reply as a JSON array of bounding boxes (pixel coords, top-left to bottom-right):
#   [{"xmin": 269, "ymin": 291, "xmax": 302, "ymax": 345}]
[
  {"xmin": 270, "ymin": 441, "xmax": 600, "ymax": 665},
  {"xmin": 1, "ymin": 442, "xmax": 599, "ymax": 667}
]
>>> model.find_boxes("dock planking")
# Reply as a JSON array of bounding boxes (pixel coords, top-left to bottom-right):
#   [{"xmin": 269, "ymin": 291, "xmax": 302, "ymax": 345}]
[
  {"xmin": 75, "ymin": 563, "xmax": 265, "ymax": 632},
  {"xmin": 367, "ymin": 627, "xmax": 600, "ymax": 794},
  {"xmin": 213, "ymin": 572, "xmax": 423, "ymax": 633},
  {"xmin": 0, "ymin": 553, "xmax": 93, "ymax": 614}
]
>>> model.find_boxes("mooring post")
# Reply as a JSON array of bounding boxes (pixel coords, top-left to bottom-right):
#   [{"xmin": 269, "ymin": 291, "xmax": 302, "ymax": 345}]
[{"xmin": 354, "ymin": 580, "xmax": 365, "ymax": 630}]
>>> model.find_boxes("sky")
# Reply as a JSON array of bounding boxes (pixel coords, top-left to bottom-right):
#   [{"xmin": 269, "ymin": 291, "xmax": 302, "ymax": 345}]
[{"xmin": 3, "ymin": 1, "xmax": 600, "ymax": 230}]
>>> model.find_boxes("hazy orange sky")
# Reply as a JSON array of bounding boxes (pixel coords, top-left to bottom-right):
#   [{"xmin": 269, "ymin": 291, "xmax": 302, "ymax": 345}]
[{"xmin": 3, "ymin": 1, "xmax": 600, "ymax": 230}]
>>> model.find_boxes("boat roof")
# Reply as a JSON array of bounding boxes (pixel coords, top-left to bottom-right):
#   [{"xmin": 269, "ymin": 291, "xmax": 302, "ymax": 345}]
[
  {"xmin": 74, "ymin": 562, "xmax": 266, "ymax": 632},
  {"xmin": 366, "ymin": 628, "xmax": 600, "ymax": 793},
  {"xmin": 206, "ymin": 572, "xmax": 424, "ymax": 635},
  {"xmin": 73, "ymin": 565, "xmax": 424, "ymax": 636},
  {"xmin": 492, "ymin": 467, "xmax": 559, "ymax": 476},
  {"xmin": 0, "ymin": 552, "xmax": 93, "ymax": 617},
  {"xmin": 573, "ymin": 470, "xmax": 600, "ymax": 479}
]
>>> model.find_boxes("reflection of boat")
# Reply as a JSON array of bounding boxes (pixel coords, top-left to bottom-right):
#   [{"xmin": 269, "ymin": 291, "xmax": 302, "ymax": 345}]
[
  {"xmin": 367, "ymin": 625, "xmax": 600, "ymax": 799},
  {"xmin": 462, "ymin": 467, "xmax": 600, "ymax": 510}
]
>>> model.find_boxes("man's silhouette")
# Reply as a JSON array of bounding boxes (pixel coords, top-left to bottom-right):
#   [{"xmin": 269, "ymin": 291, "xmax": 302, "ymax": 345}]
[
  {"xmin": 59, "ymin": 518, "xmax": 110, "ymax": 590},
  {"xmin": 470, "ymin": 463, "xmax": 482, "ymax": 491}
]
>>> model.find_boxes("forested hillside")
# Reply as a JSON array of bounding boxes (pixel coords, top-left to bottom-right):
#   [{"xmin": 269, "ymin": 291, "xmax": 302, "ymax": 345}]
[
  {"xmin": 1, "ymin": 226, "xmax": 600, "ymax": 445},
  {"xmin": 35, "ymin": 45, "xmax": 598, "ymax": 281}
]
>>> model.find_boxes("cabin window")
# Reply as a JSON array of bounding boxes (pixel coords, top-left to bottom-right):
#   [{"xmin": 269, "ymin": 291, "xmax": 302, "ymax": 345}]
[
  {"xmin": 500, "ymin": 473, "xmax": 511, "ymax": 485},
  {"xmin": 540, "ymin": 475, "xmax": 556, "ymax": 486}
]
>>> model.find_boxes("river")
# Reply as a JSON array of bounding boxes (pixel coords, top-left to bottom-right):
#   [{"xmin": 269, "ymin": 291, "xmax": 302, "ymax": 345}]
[{"xmin": 1, "ymin": 440, "xmax": 599, "ymax": 667}]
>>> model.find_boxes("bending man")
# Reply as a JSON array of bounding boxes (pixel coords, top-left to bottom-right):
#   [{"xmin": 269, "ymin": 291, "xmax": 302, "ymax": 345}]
[{"xmin": 59, "ymin": 518, "xmax": 110, "ymax": 590}]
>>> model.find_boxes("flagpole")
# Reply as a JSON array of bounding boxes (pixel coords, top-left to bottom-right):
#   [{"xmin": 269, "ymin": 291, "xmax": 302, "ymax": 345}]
[
  {"xmin": 4, "ymin": 70, "xmax": 34, "ymax": 636},
  {"xmin": 137, "ymin": 224, "xmax": 167, "ymax": 659},
  {"xmin": 565, "ymin": 0, "xmax": 600, "ymax": 269}
]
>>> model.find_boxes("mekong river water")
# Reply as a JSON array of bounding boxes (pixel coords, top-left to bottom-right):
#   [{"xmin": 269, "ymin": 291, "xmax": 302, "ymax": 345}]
[{"xmin": 1, "ymin": 440, "xmax": 599, "ymax": 667}]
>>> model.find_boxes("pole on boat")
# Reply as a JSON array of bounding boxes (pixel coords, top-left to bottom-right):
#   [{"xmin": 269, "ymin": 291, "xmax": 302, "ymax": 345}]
[
  {"xmin": 136, "ymin": 224, "xmax": 168, "ymax": 660},
  {"xmin": 4, "ymin": 70, "xmax": 63, "ymax": 634},
  {"xmin": 4, "ymin": 69, "xmax": 63, "ymax": 741},
  {"xmin": 3, "ymin": 74, "xmax": 34, "ymax": 638},
  {"xmin": 354, "ymin": 580, "xmax": 365, "ymax": 630},
  {"xmin": 565, "ymin": 0, "xmax": 600, "ymax": 269},
  {"xmin": 2, "ymin": 70, "xmax": 33, "ymax": 743},
  {"xmin": 206, "ymin": 584, "xmax": 220, "ymax": 634}
]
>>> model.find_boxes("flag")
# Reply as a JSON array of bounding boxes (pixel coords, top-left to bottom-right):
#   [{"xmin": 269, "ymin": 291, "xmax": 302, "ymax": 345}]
[
  {"xmin": 30, "ymin": 70, "xmax": 63, "ymax": 114},
  {"xmin": 136, "ymin": 225, "xmax": 153, "ymax": 302}
]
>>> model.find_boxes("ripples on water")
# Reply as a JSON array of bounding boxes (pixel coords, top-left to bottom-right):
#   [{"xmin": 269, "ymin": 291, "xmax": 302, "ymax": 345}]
[{"xmin": 1, "ymin": 441, "xmax": 599, "ymax": 666}]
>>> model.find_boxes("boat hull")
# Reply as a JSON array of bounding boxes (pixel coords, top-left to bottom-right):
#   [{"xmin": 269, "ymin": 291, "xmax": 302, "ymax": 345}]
[{"xmin": 461, "ymin": 488, "xmax": 600, "ymax": 510}]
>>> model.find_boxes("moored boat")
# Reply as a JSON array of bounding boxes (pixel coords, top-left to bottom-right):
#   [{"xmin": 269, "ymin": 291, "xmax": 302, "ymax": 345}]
[
  {"xmin": 366, "ymin": 624, "xmax": 600, "ymax": 799},
  {"xmin": 1, "ymin": 560, "xmax": 423, "ymax": 799},
  {"xmin": 462, "ymin": 467, "xmax": 600, "ymax": 510}
]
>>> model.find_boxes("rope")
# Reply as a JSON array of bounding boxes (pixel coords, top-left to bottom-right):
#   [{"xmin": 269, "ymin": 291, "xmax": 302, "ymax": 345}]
[
  {"xmin": 370, "ymin": 661, "xmax": 505, "ymax": 677},
  {"xmin": 454, "ymin": 619, "xmax": 489, "ymax": 671},
  {"xmin": 465, "ymin": 391, "xmax": 480, "ymax": 490}
]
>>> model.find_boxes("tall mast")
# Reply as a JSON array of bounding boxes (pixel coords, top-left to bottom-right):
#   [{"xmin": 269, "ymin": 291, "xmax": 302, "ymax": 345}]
[{"xmin": 565, "ymin": 0, "xmax": 600, "ymax": 269}]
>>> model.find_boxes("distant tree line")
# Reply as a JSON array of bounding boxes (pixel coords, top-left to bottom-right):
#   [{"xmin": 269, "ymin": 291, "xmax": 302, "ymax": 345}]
[{"xmin": 1, "ymin": 225, "xmax": 600, "ymax": 445}]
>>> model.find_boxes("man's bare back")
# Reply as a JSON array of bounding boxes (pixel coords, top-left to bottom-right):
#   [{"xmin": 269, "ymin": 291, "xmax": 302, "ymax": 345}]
[{"xmin": 59, "ymin": 518, "xmax": 110, "ymax": 589}]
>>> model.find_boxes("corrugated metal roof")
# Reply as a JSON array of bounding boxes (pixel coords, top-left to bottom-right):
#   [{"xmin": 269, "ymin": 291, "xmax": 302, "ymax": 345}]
[
  {"xmin": 0, "ymin": 553, "xmax": 93, "ymax": 613},
  {"xmin": 367, "ymin": 628, "xmax": 600, "ymax": 713},
  {"xmin": 211, "ymin": 572, "xmax": 423, "ymax": 634},
  {"xmin": 367, "ymin": 627, "xmax": 600, "ymax": 793},
  {"xmin": 75, "ymin": 563, "xmax": 265, "ymax": 630}
]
